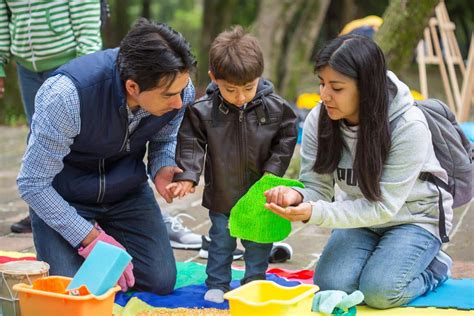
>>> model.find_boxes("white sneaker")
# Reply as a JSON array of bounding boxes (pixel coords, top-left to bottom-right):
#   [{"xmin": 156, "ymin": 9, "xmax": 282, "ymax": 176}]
[
  {"xmin": 164, "ymin": 213, "xmax": 202, "ymax": 250},
  {"xmin": 198, "ymin": 236, "xmax": 244, "ymax": 260}
]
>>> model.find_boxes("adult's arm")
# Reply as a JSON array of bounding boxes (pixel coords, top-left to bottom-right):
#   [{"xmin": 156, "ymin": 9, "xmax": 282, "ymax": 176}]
[{"xmin": 16, "ymin": 75, "xmax": 94, "ymax": 247}]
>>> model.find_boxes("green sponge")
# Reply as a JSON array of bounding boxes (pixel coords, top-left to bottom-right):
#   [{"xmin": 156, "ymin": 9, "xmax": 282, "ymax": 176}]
[{"xmin": 229, "ymin": 174, "xmax": 304, "ymax": 243}]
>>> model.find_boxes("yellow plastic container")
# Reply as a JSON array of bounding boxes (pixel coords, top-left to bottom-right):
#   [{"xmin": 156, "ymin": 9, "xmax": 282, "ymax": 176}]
[
  {"xmin": 223, "ymin": 281, "xmax": 319, "ymax": 316},
  {"xmin": 12, "ymin": 276, "xmax": 120, "ymax": 316}
]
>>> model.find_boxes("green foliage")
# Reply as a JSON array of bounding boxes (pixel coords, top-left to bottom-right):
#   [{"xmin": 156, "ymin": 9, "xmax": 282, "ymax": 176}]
[
  {"xmin": 284, "ymin": 146, "xmax": 301, "ymax": 180},
  {"xmin": 231, "ymin": 0, "xmax": 259, "ymax": 27},
  {"xmin": 0, "ymin": 63, "xmax": 25, "ymax": 126},
  {"xmin": 446, "ymin": 0, "xmax": 474, "ymax": 58},
  {"xmin": 168, "ymin": 5, "xmax": 202, "ymax": 56}
]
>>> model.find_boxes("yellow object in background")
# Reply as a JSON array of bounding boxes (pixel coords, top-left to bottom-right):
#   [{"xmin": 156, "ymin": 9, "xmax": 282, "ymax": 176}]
[
  {"xmin": 296, "ymin": 93, "xmax": 321, "ymax": 109},
  {"xmin": 340, "ymin": 15, "xmax": 383, "ymax": 36},
  {"xmin": 411, "ymin": 89, "xmax": 426, "ymax": 100}
]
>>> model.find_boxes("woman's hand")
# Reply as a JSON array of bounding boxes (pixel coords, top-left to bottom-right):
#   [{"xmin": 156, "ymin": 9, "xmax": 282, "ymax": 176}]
[
  {"xmin": 264, "ymin": 186, "xmax": 303, "ymax": 207},
  {"xmin": 264, "ymin": 202, "xmax": 312, "ymax": 222}
]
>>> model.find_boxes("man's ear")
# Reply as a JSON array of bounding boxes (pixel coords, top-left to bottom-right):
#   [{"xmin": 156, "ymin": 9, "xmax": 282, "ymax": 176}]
[
  {"xmin": 208, "ymin": 71, "xmax": 216, "ymax": 82},
  {"xmin": 125, "ymin": 79, "xmax": 141, "ymax": 96}
]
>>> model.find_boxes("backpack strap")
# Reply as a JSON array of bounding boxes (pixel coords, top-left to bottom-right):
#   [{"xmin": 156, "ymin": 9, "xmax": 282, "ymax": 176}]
[
  {"xmin": 390, "ymin": 106, "xmax": 450, "ymax": 243},
  {"xmin": 419, "ymin": 172, "xmax": 450, "ymax": 243}
]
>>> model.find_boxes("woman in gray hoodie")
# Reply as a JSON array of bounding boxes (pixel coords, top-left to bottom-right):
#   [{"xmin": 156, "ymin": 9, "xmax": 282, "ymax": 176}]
[{"xmin": 264, "ymin": 35, "xmax": 453, "ymax": 309}]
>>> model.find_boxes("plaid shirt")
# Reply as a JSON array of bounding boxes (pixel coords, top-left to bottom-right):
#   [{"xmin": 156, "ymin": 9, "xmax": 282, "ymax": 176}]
[{"xmin": 17, "ymin": 74, "xmax": 194, "ymax": 247}]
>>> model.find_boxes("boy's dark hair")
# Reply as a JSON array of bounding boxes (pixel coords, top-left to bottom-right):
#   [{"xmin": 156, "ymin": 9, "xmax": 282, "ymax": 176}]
[
  {"xmin": 117, "ymin": 18, "xmax": 196, "ymax": 91},
  {"xmin": 313, "ymin": 34, "xmax": 390, "ymax": 202},
  {"xmin": 209, "ymin": 25, "xmax": 263, "ymax": 85}
]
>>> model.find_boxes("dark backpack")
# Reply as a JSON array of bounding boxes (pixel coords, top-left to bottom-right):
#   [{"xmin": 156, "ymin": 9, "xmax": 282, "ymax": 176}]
[{"xmin": 394, "ymin": 99, "xmax": 473, "ymax": 242}]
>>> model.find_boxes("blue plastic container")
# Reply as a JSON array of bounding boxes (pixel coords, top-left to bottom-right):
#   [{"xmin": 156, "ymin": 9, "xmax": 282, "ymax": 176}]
[
  {"xmin": 67, "ymin": 241, "xmax": 132, "ymax": 296},
  {"xmin": 460, "ymin": 122, "xmax": 474, "ymax": 142}
]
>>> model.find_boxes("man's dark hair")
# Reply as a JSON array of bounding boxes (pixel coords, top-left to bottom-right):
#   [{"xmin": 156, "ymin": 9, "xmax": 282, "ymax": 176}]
[
  {"xmin": 209, "ymin": 25, "xmax": 263, "ymax": 85},
  {"xmin": 117, "ymin": 18, "xmax": 196, "ymax": 91},
  {"xmin": 313, "ymin": 34, "xmax": 391, "ymax": 202}
]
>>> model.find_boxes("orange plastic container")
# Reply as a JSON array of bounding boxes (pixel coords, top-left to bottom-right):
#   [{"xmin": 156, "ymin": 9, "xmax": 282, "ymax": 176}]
[{"xmin": 12, "ymin": 276, "xmax": 120, "ymax": 316}]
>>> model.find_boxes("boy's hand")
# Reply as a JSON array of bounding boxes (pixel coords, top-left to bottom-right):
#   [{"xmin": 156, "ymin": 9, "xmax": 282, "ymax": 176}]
[
  {"xmin": 264, "ymin": 186, "xmax": 303, "ymax": 207},
  {"xmin": 166, "ymin": 180, "xmax": 195, "ymax": 198},
  {"xmin": 154, "ymin": 166, "xmax": 183, "ymax": 203}
]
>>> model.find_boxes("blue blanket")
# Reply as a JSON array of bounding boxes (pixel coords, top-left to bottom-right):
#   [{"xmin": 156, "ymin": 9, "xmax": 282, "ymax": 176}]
[
  {"xmin": 405, "ymin": 279, "xmax": 474, "ymax": 310},
  {"xmin": 116, "ymin": 273, "xmax": 474, "ymax": 310},
  {"xmin": 115, "ymin": 274, "xmax": 299, "ymax": 309}
]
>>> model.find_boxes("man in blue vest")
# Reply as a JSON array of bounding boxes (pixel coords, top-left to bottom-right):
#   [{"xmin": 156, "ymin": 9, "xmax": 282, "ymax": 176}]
[{"xmin": 16, "ymin": 19, "xmax": 196, "ymax": 294}]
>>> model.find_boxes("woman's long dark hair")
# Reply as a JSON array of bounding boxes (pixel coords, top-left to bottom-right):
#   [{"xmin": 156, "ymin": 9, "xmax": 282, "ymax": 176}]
[{"xmin": 313, "ymin": 35, "xmax": 391, "ymax": 202}]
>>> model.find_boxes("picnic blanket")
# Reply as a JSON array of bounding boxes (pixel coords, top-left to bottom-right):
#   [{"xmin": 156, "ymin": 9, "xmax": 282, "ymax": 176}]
[
  {"xmin": 1, "ymin": 253, "xmax": 471, "ymax": 315},
  {"xmin": 113, "ymin": 262, "xmax": 474, "ymax": 315}
]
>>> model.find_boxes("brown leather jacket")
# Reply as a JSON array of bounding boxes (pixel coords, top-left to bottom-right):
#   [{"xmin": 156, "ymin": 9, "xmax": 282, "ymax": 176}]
[{"xmin": 174, "ymin": 78, "xmax": 297, "ymax": 214}]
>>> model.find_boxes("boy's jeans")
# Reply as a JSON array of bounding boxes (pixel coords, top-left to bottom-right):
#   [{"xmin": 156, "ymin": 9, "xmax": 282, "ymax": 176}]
[
  {"xmin": 16, "ymin": 63, "xmax": 57, "ymax": 126},
  {"xmin": 30, "ymin": 183, "xmax": 177, "ymax": 295},
  {"xmin": 314, "ymin": 224, "xmax": 441, "ymax": 309},
  {"xmin": 205, "ymin": 211, "xmax": 273, "ymax": 292}
]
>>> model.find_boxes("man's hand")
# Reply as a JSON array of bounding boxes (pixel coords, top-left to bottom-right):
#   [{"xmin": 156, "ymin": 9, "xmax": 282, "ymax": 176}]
[
  {"xmin": 0, "ymin": 77, "xmax": 5, "ymax": 98},
  {"xmin": 154, "ymin": 166, "xmax": 184, "ymax": 203},
  {"xmin": 78, "ymin": 225, "xmax": 135, "ymax": 291},
  {"xmin": 264, "ymin": 186, "xmax": 303, "ymax": 207}
]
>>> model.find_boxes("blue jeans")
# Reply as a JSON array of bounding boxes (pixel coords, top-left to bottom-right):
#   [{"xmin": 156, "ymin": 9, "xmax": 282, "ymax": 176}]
[
  {"xmin": 30, "ymin": 183, "xmax": 177, "ymax": 295},
  {"xmin": 205, "ymin": 211, "xmax": 273, "ymax": 292},
  {"xmin": 313, "ymin": 224, "xmax": 441, "ymax": 309},
  {"xmin": 16, "ymin": 63, "xmax": 57, "ymax": 126}
]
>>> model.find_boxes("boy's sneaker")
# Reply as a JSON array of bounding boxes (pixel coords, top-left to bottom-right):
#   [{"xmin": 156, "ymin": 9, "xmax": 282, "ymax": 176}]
[
  {"xmin": 164, "ymin": 213, "xmax": 202, "ymax": 250},
  {"xmin": 204, "ymin": 288, "xmax": 225, "ymax": 303},
  {"xmin": 428, "ymin": 250, "xmax": 452, "ymax": 286},
  {"xmin": 198, "ymin": 235, "xmax": 244, "ymax": 260}
]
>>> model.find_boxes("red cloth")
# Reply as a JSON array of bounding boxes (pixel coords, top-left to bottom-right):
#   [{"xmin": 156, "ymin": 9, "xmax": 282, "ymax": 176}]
[
  {"xmin": 267, "ymin": 268, "xmax": 314, "ymax": 280},
  {"xmin": 0, "ymin": 256, "xmax": 36, "ymax": 264}
]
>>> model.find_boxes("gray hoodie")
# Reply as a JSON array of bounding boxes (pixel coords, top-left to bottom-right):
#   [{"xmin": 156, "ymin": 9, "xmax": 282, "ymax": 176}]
[{"xmin": 297, "ymin": 71, "xmax": 453, "ymax": 241}]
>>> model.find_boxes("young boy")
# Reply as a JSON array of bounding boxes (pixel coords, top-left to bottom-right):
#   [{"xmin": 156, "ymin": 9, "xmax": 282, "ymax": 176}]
[{"xmin": 168, "ymin": 26, "xmax": 297, "ymax": 303}]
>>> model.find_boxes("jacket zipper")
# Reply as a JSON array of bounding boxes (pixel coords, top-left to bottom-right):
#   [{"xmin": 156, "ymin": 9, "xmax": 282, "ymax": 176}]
[
  {"xmin": 238, "ymin": 108, "xmax": 246, "ymax": 189},
  {"xmin": 119, "ymin": 126, "xmax": 130, "ymax": 152},
  {"xmin": 97, "ymin": 159, "xmax": 106, "ymax": 203}
]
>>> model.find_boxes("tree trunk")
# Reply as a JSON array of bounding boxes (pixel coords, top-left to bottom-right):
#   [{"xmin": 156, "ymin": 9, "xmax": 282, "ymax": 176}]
[
  {"xmin": 142, "ymin": 0, "xmax": 151, "ymax": 19},
  {"xmin": 341, "ymin": 0, "xmax": 357, "ymax": 27},
  {"xmin": 253, "ymin": 0, "xmax": 330, "ymax": 100},
  {"xmin": 198, "ymin": 0, "xmax": 239, "ymax": 89},
  {"xmin": 375, "ymin": 0, "xmax": 438, "ymax": 73},
  {"xmin": 280, "ymin": 0, "xmax": 331, "ymax": 99},
  {"xmin": 103, "ymin": 0, "xmax": 130, "ymax": 48}
]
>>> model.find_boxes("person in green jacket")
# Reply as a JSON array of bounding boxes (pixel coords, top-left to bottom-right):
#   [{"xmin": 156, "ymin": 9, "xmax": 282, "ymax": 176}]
[{"xmin": 0, "ymin": 0, "xmax": 102, "ymax": 233}]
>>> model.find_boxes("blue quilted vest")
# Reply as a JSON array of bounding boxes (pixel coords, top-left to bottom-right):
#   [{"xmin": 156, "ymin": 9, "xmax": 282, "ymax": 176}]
[{"xmin": 51, "ymin": 48, "xmax": 178, "ymax": 204}]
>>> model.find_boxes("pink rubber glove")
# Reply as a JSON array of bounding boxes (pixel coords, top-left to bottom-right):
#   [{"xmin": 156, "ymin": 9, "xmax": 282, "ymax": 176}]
[{"xmin": 78, "ymin": 227, "xmax": 135, "ymax": 291}]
